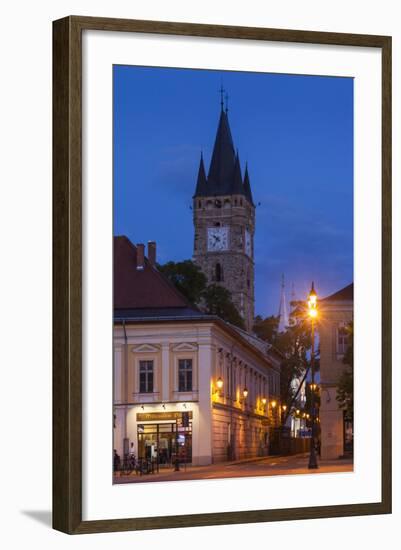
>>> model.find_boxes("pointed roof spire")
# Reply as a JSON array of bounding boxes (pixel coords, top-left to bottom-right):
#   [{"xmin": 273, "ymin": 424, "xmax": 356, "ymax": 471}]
[
  {"xmin": 243, "ymin": 163, "xmax": 254, "ymax": 205},
  {"xmin": 278, "ymin": 274, "xmax": 289, "ymax": 333},
  {"xmin": 194, "ymin": 152, "xmax": 207, "ymax": 197},
  {"xmin": 207, "ymin": 109, "xmax": 236, "ymax": 194},
  {"xmin": 232, "ymin": 151, "xmax": 243, "ymax": 194}
]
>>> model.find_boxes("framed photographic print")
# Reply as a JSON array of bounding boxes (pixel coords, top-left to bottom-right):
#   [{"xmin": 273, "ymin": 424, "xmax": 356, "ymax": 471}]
[{"xmin": 53, "ymin": 16, "xmax": 392, "ymax": 534}]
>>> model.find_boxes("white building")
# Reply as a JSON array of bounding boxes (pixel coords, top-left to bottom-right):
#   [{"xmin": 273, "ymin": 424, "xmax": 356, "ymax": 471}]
[{"xmin": 113, "ymin": 236, "xmax": 282, "ymax": 466}]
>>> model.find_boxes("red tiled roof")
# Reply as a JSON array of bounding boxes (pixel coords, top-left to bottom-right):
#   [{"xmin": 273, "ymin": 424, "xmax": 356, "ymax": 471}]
[
  {"xmin": 322, "ymin": 283, "xmax": 353, "ymax": 302},
  {"xmin": 114, "ymin": 236, "xmax": 192, "ymax": 310}
]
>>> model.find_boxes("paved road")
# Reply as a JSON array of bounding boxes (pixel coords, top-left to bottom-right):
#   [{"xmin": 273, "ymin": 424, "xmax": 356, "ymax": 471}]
[{"xmin": 114, "ymin": 453, "xmax": 353, "ymax": 484}]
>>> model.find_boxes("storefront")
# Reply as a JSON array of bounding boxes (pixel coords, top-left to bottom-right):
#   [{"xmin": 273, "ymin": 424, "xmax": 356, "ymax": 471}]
[{"xmin": 136, "ymin": 411, "xmax": 193, "ymax": 465}]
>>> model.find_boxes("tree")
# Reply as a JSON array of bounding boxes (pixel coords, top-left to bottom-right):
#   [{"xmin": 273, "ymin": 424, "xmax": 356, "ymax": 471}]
[
  {"xmin": 158, "ymin": 260, "xmax": 207, "ymax": 306},
  {"xmin": 254, "ymin": 305, "xmax": 319, "ymax": 417},
  {"xmin": 253, "ymin": 315, "xmax": 279, "ymax": 343},
  {"xmin": 158, "ymin": 260, "xmax": 245, "ymax": 329},
  {"xmin": 336, "ymin": 322, "xmax": 353, "ymax": 418},
  {"xmin": 202, "ymin": 284, "xmax": 245, "ymax": 330}
]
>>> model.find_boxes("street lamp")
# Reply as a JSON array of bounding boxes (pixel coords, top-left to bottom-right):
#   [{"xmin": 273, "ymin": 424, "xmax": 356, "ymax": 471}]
[
  {"xmin": 216, "ymin": 377, "xmax": 224, "ymax": 390},
  {"xmin": 242, "ymin": 387, "xmax": 248, "ymax": 398},
  {"xmin": 307, "ymin": 282, "xmax": 319, "ymax": 469}
]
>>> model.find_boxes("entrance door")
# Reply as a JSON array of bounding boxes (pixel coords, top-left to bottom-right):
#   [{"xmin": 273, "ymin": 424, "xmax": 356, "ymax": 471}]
[{"xmin": 137, "ymin": 421, "xmax": 193, "ymax": 465}]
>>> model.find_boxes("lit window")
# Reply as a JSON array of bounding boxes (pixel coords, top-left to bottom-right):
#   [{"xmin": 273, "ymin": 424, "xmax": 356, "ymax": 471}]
[
  {"xmin": 139, "ymin": 360, "xmax": 154, "ymax": 393},
  {"xmin": 178, "ymin": 359, "xmax": 193, "ymax": 392}
]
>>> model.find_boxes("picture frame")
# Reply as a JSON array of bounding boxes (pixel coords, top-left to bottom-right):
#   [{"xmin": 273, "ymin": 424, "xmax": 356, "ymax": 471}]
[{"xmin": 53, "ymin": 15, "xmax": 392, "ymax": 534}]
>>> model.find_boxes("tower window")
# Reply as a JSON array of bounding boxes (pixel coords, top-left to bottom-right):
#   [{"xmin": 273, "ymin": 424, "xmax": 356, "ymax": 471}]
[
  {"xmin": 198, "ymin": 200, "xmax": 201, "ymax": 208},
  {"xmin": 240, "ymin": 199, "xmax": 243, "ymax": 206},
  {"xmin": 215, "ymin": 263, "xmax": 223, "ymax": 282},
  {"xmin": 234, "ymin": 199, "xmax": 238, "ymax": 206},
  {"xmin": 215, "ymin": 222, "xmax": 221, "ymax": 227}
]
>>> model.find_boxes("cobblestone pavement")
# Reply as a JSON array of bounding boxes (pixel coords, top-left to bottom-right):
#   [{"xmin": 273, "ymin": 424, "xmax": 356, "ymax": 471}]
[{"xmin": 114, "ymin": 453, "xmax": 353, "ymax": 484}]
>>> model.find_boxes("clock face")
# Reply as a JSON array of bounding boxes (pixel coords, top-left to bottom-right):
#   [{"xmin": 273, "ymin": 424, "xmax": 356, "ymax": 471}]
[
  {"xmin": 245, "ymin": 228, "xmax": 251, "ymax": 256},
  {"xmin": 207, "ymin": 227, "xmax": 229, "ymax": 251}
]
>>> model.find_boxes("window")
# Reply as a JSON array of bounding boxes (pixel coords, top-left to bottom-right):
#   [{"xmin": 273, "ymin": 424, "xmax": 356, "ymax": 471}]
[
  {"xmin": 215, "ymin": 263, "xmax": 223, "ymax": 282},
  {"xmin": 139, "ymin": 360, "xmax": 154, "ymax": 393},
  {"xmin": 337, "ymin": 325, "xmax": 349, "ymax": 355},
  {"xmin": 178, "ymin": 359, "xmax": 193, "ymax": 392}
]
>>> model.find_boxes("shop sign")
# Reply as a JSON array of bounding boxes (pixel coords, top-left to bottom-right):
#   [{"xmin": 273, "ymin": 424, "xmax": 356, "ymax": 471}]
[{"xmin": 136, "ymin": 411, "xmax": 193, "ymax": 422}]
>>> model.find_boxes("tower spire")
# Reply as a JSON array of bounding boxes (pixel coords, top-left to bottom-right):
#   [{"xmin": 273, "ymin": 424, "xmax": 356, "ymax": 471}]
[
  {"xmin": 194, "ymin": 152, "xmax": 207, "ymax": 197},
  {"xmin": 278, "ymin": 274, "xmax": 289, "ymax": 332},
  {"xmin": 243, "ymin": 162, "xmax": 254, "ymax": 206}
]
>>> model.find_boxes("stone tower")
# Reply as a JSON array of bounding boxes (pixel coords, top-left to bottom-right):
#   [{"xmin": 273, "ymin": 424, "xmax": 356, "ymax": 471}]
[{"xmin": 192, "ymin": 103, "xmax": 255, "ymax": 332}]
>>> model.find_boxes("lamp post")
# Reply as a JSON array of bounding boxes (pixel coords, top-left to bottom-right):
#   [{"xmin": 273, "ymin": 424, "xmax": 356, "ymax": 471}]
[{"xmin": 307, "ymin": 282, "xmax": 319, "ymax": 469}]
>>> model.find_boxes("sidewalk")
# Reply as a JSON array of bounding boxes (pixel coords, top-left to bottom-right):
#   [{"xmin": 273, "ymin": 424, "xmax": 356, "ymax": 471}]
[{"xmin": 114, "ymin": 452, "xmax": 353, "ymax": 484}]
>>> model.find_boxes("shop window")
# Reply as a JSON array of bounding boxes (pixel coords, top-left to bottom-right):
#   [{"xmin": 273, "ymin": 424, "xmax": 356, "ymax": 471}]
[
  {"xmin": 139, "ymin": 360, "xmax": 154, "ymax": 393},
  {"xmin": 178, "ymin": 359, "xmax": 193, "ymax": 392}
]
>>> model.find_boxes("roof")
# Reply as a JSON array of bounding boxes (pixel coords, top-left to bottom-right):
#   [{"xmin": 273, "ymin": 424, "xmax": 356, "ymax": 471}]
[
  {"xmin": 114, "ymin": 236, "xmax": 200, "ymax": 312},
  {"xmin": 194, "ymin": 108, "xmax": 254, "ymax": 204},
  {"xmin": 322, "ymin": 283, "xmax": 353, "ymax": 302},
  {"xmin": 114, "ymin": 307, "xmax": 213, "ymax": 322},
  {"xmin": 114, "ymin": 236, "xmax": 279, "ymax": 369}
]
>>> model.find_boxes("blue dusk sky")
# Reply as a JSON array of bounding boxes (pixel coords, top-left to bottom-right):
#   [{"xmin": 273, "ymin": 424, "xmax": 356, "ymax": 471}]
[{"xmin": 113, "ymin": 65, "xmax": 353, "ymax": 318}]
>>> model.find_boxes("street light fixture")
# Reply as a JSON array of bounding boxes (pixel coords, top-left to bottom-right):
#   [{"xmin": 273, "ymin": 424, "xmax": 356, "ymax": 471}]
[
  {"xmin": 216, "ymin": 377, "xmax": 224, "ymax": 390},
  {"xmin": 243, "ymin": 388, "xmax": 248, "ymax": 398},
  {"xmin": 307, "ymin": 281, "xmax": 319, "ymax": 469}
]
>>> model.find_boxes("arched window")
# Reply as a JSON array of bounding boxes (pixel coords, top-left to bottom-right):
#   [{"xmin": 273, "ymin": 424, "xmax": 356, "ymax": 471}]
[{"xmin": 215, "ymin": 263, "xmax": 223, "ymax": 282}]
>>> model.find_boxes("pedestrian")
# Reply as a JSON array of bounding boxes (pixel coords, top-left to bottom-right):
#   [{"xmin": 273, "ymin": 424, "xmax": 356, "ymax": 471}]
[{"xmin": 113, "ymin": 449, "xmax": 120, "ymax": 472}]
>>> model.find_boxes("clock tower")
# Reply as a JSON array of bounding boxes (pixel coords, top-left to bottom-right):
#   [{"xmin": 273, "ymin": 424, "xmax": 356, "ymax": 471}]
[{"xmin": 193, "ymin": 102, "xmax": 255, "ymax": 332}]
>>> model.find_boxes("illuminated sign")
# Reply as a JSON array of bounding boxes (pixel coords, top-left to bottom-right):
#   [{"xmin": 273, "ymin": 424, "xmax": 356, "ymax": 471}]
[{"xmin": 136, "ymin": 411, "xmax": 193, "ymax": 422}]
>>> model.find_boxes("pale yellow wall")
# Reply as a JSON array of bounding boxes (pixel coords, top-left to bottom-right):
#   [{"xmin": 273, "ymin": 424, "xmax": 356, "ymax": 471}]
[{"xmin": 319, "ymin": 301, "xmax": 353, "ymax": 459}]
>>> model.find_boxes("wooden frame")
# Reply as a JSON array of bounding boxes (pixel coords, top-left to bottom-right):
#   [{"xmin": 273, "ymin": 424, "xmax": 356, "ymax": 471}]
[{"xmin": 53, "ymin": 15, "xmax": 392, "ymax": 534}]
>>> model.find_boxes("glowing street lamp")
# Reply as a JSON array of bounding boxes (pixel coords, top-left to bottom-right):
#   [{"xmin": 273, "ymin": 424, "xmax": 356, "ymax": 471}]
[
  {"xmin": 243, "ymin": 388, "xmax": 248, "ymax": 398},
  {"xmin": 216, "ymin": 377, "xmax": 224, "ymax": 390},
  {"xmin": 307, "ymin": 282, "xmax": 319, "ymax": 470}
]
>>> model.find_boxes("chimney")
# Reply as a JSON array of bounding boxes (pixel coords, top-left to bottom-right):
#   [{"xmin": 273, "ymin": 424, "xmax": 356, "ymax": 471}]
[
  {"xmin": 136, "ymin": 243, "xmax": 145, "ymax": 270},
  {"xmin": 148, "ymin": 241, "xmax": 156, "ymax": 266}
]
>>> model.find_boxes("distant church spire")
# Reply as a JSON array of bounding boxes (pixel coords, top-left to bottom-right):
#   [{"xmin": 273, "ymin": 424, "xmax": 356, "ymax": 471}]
[{"xmin": 278, "ymin": 274, "xmax": 289, "ymax": 332}]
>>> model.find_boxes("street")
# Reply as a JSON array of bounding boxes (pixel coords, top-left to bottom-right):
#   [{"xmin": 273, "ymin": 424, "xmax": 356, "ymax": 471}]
[{"xmin": 114, "ymin": 453, "xmax": 353, "ymax": 484}]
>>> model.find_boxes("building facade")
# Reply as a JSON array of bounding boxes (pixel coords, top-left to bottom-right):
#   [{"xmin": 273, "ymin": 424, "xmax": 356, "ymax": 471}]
[
  {"xmin": 319, "ymin": 283, "xmax": 353, "ymax": 459},
  {"xmin": 193, "ymin": 105, "xmax": 255, "ymax": 332},
  {"xmin": 113, "ymin": 236, "xmax": 281, "ymax": 466}
]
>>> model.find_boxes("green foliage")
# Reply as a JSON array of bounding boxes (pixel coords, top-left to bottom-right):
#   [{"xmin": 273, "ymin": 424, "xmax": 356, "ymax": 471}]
[
  {"xmin": 158, "ymin": 260, "xmax": 245, "ymax": 329},
  {"xmin": 202, "ymin": 284, "xmax": 245, "ymax": 329},
  {"xmin": 253, "ymin": 315, "xmax": 279, "ymax": 343},
  {"xmin": 158, "ymin": 260, "xmax": 207, "ymax": 305},
  {"xmin": 254, "ymin": 305, "xmax": 318, "ymax": 414},
  {"xmin": 336, "ymin": 322, "xmax": 353, "ymax": 417}
]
